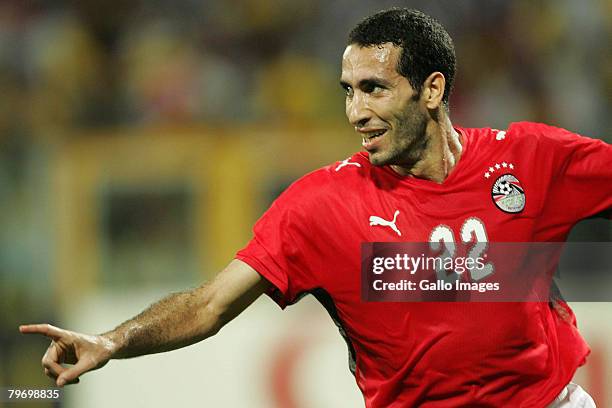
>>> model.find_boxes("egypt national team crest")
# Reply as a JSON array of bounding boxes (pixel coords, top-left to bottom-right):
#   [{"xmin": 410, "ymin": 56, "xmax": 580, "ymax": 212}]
[{"xmin": 491, "ymin": 174, "xmax": 525, "ymax": 213}]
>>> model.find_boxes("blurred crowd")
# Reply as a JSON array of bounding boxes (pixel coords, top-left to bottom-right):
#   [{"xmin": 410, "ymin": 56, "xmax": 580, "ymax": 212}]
[
  {"xmin": 0, "ymin": 0, "xmax": 609, "ymax": 134},
  {"xmin": 0, "ymin": 0, "xmax": 610, "ymax": 287}
]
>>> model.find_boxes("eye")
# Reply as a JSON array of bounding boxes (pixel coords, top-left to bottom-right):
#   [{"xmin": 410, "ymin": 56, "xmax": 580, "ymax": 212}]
[
  {"xmin": 363, "ymin": 82, "xmax": 383, "ymax": 94},
  {"xmin": 342, "ymin": 85, "xmax": 354, "ymax": 98}
]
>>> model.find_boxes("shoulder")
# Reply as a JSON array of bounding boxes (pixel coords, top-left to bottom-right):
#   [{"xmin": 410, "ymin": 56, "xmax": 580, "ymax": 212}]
[
  {"xmin": 457, "ymin": 122, "xmax": 570, "ymax": 142},
  {"xmin": 504, "ymin": 122, "xmax": 610, "ymax": 159},
  {"xmin": 275, "ymin": 152, "xmax": 368, "ymax": 205},
  {"xmin": 505, "ymin": 122, "xmax": 593, "ymax": 145},
  {"xmin": 462, "ymin": 121, "xmax": 602, "ymax": 151}
]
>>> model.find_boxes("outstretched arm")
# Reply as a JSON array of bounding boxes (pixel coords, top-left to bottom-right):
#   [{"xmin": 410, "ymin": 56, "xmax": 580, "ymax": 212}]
[{"xmin": 20, "ymin": 259, "xmax": 270, "ymax": 387}]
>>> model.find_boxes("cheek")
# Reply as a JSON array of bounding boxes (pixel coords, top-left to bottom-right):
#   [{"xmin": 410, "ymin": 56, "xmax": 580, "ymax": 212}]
[
  {"xmin": 375, "ymin": 98, "xmax": 407, "ymax": 122},
  {"xmin": 393, "ymin": 101, "xmax": 423, "ymax": 126}
]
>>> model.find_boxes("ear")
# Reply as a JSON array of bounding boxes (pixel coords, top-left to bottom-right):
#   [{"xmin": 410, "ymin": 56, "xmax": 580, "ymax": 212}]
[{"xmin": 422, "ymin": 72, "xmax": 445, "ymax": 110}]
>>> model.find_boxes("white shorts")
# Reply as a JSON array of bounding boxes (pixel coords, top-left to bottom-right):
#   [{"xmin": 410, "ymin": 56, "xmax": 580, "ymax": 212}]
[{"xmin": 547, "ymin": 383, "xmax": 596, "ymax": 408}]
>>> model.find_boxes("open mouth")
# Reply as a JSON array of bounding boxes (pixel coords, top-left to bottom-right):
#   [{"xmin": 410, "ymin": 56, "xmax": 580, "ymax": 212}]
[{"xmin": 362, "ymin": 129, "xmax": 387, "ymax": 146}]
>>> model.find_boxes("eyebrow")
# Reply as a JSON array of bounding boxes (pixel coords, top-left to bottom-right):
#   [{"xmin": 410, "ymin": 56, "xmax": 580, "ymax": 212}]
[{"xmin": 339, "ymin": 77, "xmax": 392, "ymax": 90}]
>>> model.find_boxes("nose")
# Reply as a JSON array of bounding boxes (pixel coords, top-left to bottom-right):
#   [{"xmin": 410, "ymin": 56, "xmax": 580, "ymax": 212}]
[{"xmin": 346, "ymin": 92, "xmax": 370, "ymax": 128}]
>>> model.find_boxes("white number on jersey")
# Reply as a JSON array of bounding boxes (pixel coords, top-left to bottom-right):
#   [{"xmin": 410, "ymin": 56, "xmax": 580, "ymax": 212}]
[{"xmin": 428, "ymin": 218, "xmax": 493, "ymax": 282}]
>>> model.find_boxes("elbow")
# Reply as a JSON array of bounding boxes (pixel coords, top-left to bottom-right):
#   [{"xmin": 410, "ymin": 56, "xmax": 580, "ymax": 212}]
[
  {"xmin": 202, "ymin": 301, "xmax": 225, "ymax": 336},
  {"xmin": 195, "ymin": 288, "xmax": 228, "ymax": 338}
]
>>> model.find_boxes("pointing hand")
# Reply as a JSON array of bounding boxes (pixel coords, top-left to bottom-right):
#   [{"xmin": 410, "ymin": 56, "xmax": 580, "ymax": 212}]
[{"xmin": 19, "ymin": 324, "xmax": 116, "ymax": 387}]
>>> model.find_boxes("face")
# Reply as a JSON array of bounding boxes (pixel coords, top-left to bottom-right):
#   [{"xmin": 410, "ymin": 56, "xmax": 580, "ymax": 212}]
[{"xmin": 341, "ymin": 43, "xmax": 428, "ymax": 168}]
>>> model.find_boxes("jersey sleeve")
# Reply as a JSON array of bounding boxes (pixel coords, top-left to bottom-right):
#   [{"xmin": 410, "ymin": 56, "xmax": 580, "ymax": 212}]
[
  {"xmin": 235, "ymin": 172, "xmax": 327, "ymax": 308},
  {"xmin": 535, "ymin": 123, "xmax": 612, "ymax": 232}
]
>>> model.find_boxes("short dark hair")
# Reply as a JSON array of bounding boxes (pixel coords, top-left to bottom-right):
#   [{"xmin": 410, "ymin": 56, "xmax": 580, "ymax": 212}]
[{"xmin": 348, "ymin": 8, "xmax": 456, "ymax": 107}]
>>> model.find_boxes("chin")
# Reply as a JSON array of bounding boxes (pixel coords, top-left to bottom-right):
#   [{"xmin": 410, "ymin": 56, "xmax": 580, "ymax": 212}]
[{"xmin": 367, "ymin": 151, "xmax": 390, "ymax": 167}]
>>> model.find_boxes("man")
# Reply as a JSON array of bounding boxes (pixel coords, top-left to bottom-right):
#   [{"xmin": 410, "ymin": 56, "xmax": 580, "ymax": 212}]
[{"xmin": 21, "ymin": 8, "xmax": 610, "ymax": 407}]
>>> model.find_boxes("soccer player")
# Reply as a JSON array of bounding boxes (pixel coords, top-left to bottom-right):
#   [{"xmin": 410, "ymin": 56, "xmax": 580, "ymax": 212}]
[{"xmin": 20, "ymin": 8, "xmax": 610, "ymax": 407}]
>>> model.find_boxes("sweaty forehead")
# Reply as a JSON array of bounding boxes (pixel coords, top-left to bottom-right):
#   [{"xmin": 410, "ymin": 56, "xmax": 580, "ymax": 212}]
[{"xmin": 341, "ymin": 43, "xmax": 402, "ymax": 82}]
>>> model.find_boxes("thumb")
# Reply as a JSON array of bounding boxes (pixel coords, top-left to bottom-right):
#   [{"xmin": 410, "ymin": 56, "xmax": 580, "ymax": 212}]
[{"xmin": 57, "ymin": 357, "xmax": 95, "ymax": 387}]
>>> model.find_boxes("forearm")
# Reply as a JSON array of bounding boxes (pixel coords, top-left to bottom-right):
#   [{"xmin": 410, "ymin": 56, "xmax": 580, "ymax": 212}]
[
  {"xmin": 100, "ymin": 260, "xmax": 270, "ymax": 360},
  {"xmin": 102, "ymin": 285, "xmax": 221, "ymax": 359}
]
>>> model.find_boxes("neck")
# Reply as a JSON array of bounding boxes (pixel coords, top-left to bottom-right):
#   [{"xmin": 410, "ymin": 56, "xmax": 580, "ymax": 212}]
[{"xmin": 391, "ymin": 115, "xmax": 462, "ymax": 183}]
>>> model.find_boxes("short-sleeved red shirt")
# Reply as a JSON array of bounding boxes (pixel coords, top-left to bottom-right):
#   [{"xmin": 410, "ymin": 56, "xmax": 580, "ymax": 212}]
[{"xmin": 236, "ymin": 122, "xmax": 612, "ymax": 407}]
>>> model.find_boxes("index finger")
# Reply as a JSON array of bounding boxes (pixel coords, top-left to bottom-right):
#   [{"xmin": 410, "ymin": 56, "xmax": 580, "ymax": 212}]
[{"xmin": 19, "ymin": 324, "xmax": 65, "ymax": 340}]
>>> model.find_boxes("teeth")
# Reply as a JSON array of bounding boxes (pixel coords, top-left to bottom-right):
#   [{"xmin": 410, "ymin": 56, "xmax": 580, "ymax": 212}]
[
  {"xmin": 361, "ymin": 130, "xmax": 386, "ymax": 144},
  {"xmin": 367, "ymin": 130, "xmax": 385, "ymax": 139}
]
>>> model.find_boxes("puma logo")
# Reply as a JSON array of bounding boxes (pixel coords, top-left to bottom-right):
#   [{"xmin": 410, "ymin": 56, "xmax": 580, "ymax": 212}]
[
  {"xmin": 369, "ymin": 210, "xmax": 401, "ymax": 236},
  {"xmin": 335, "ymin": 158, "xmax": 362, "ymax": 172}
]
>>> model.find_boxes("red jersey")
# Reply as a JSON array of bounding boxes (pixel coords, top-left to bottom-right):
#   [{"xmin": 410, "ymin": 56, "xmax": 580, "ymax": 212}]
[{"xmin": 236, "ymin": 122, "xmax": 612, "ymax": 407}]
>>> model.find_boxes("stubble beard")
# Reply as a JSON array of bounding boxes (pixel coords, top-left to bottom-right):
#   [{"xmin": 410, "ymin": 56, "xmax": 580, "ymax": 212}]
[{"xmin": 369, "ymin": 106, "xmax": 429, "ymax": 169}]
